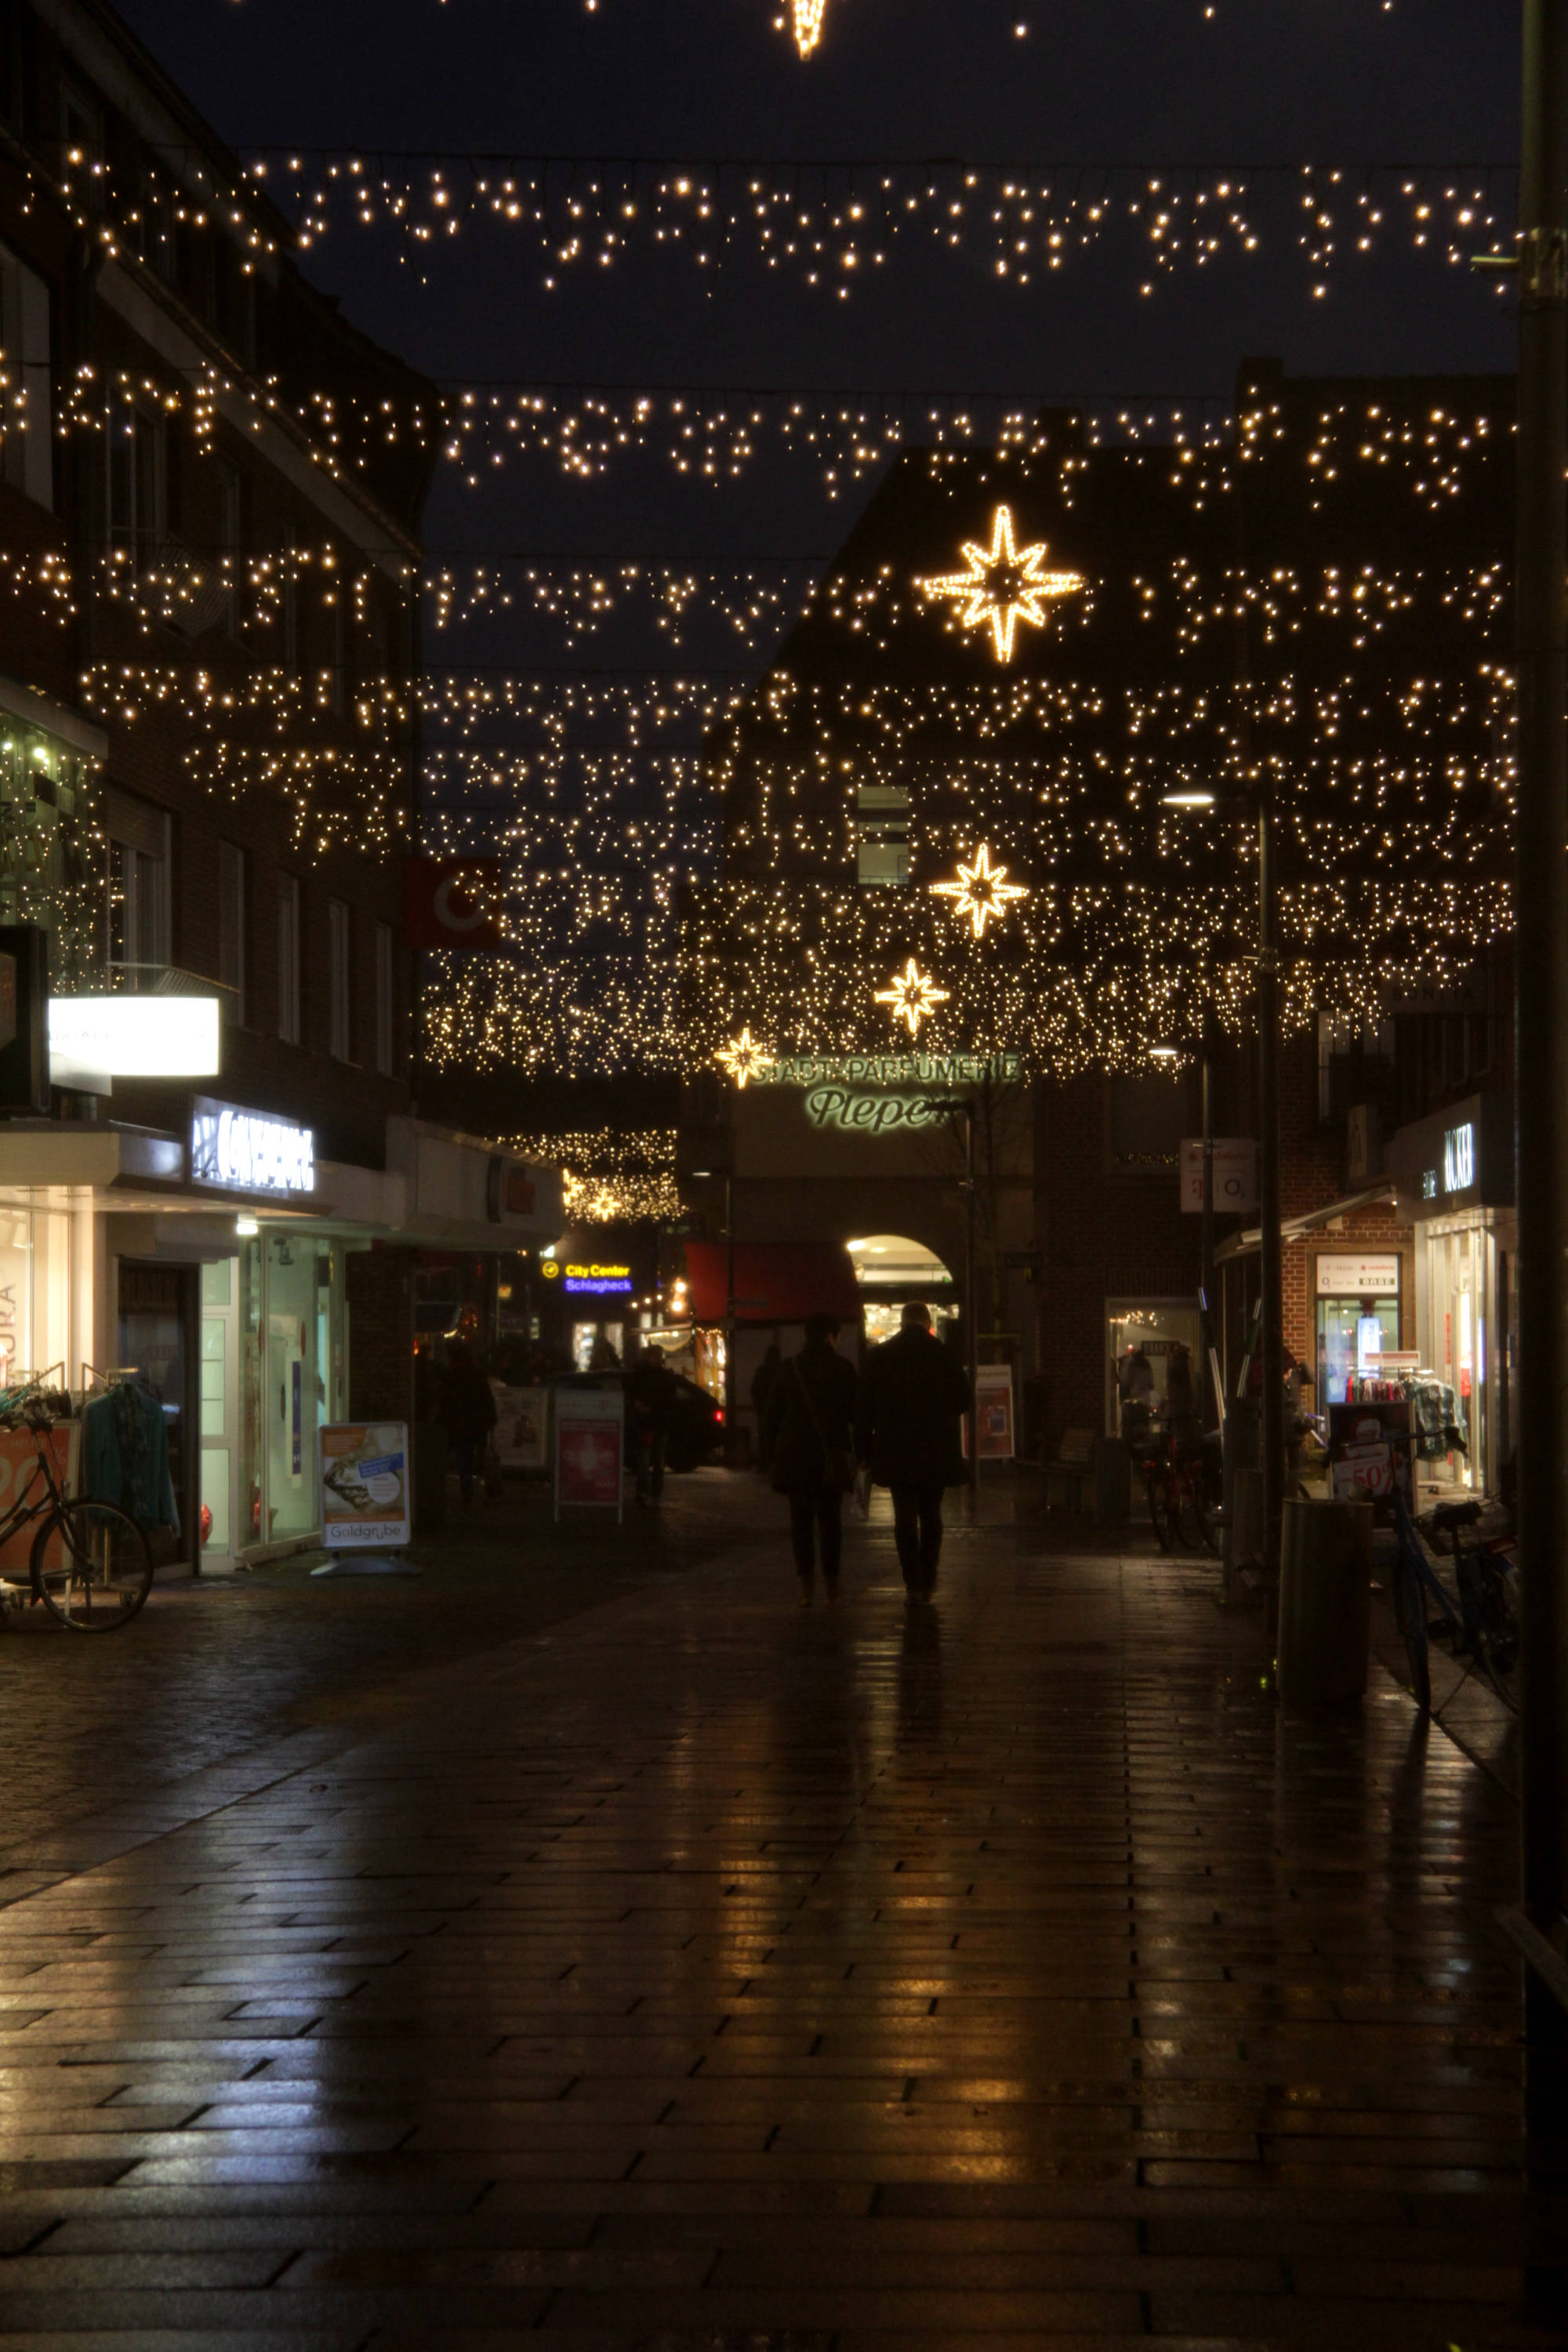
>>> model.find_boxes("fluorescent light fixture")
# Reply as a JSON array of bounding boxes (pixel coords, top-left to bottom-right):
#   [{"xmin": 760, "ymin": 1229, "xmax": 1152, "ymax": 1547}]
[
  {"xmin": 1160, "ymin": 789, "xmax": 1217, "ymax": 808},
  {"xmin": 49, "ymin": 994, "xmax": 220, "ymax": 1080},
  {"xmin": 235, "ymin": 1216, "xmax": 260, "ymax": 1237},
  {"xmin": 1150, "ymin": 1044, "xmax": 1181, "ymax": 1062}
]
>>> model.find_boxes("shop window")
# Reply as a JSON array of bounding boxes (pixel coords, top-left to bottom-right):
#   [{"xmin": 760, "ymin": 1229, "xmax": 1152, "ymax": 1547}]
[
  {"xmin": 277, "ymin": 872, "xmax": 300, "ymax": 1044},
  {"xmin": 855, "ymin": 782, "xmax": 909, "ymax": 887},
  {"xmin": 328, "ymin": 896, "xmax": 353, "ymax": 1062},
  {"xmin": 0, "ymin": 241, "xmax": 53, "ymax": 510},
  {"xmin": 107, "ymin": 401, "xmax": 165, "ymax": 582},
  {"xmin": 103, "ymin": 787, "xmax": 170, "ymax": 982},
  {"xmin": 1107, "ymin": 1072, "xmax": 1186, "ymax": 1174},
  {"xmin": 219, "ymin": 841, "xmax": 246, "ymax": 1023},
  {"xmin": 374, "ymin": 919, "xmax": 395, "ymax": 1075}
]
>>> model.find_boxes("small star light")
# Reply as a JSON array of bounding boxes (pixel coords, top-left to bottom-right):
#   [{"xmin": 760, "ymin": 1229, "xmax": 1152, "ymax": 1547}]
[
  {"xmin": 930, "ymin": 842, "xmax": 1028, "ymax": 939},
  {"xmin": 717, "ymin": 1027, "xmax": 765, "ymax": 1087},
  {"xmin": 791, "ymin": 0, "xmax": 829, "ymax": 54},
  {"xmin": 875, "ymin": 959, "xmax": 950, "ymax": 1039},
  {"xmin": 919, "ymin": 505, "xmax": 1085, "ymax": 662}
]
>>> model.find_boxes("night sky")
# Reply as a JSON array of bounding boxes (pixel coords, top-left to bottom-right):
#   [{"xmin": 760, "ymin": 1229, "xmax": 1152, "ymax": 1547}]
[{"xmin": 110, "ymin": 0, "xmax": 1526, "ymax": 1096}]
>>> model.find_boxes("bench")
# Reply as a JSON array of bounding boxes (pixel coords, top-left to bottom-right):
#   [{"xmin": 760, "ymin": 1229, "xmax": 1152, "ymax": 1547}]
[{"xmin": 1043, "ymin": 1427, "xmax": 1097, "ymax": 1515}]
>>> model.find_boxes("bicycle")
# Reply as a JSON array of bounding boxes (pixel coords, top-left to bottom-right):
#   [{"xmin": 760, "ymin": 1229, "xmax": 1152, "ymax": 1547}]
[
  {"xmin": 0, "ymin": 1390, "xmax": 153, "ymax": 1632},
  {"xmin": 1387, "ymin": 1439, "xmax": 1518, "ymax": 1713},
  {"xmin": 1139, "ymin": 1421, "xmax": 1221, "ymax": 1555}
]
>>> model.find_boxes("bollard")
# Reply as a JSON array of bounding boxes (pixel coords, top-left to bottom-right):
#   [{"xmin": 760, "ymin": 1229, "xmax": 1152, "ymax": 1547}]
[{"xmin": 1276, "ymin": 1497, "xmax": 1374, "ymax": 1714}]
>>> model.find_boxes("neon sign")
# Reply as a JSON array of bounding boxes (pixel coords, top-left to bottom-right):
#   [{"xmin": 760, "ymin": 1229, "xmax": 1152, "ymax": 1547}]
[
  {"xmin": 1443, "ymin": 1122, "xmax": 1475, "ymax": 1195},
  {"xmin": 804, "ymin": 1088, "xmax": 952, "ymax": 1134},
  {"xmin": 564, "ymin": 1263, "xmax": 634, "ymax": 1296}
]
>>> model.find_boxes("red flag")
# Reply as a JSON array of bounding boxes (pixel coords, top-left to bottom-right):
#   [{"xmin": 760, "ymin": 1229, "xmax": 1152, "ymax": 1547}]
[{"xmin": 403, "ymin": 857, "xmax": 505, "ymax": 952}]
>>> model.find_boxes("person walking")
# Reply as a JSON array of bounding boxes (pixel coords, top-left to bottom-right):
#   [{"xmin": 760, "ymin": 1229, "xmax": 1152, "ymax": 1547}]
[
  {"xmin": 762, "ymin": 1312, "xmax": 858, "ymax": 1604},
  {"xmin": 857, "ymin": 1301, "xmax": 970, "ymax": 1599},
  {"xmin": 438, "ymin": 1342, "xmax": 498, "ymax": 1513}
]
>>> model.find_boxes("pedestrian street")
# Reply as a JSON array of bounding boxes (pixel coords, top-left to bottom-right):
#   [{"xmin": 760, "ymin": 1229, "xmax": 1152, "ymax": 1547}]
[{"xmin": 0, "ymin": 1486, "xmax": 1549, "ymax": 2349}]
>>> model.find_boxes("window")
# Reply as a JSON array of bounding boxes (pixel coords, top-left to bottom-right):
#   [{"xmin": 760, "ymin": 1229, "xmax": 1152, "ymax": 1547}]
[
  {"xmin": 328, "ymin": 897, "xmax": 352, "ymax": 1062},
  {"xmin": 59, "ymin": 79, "xmax": 103, "ymax": 209},
  {"xmin": 277, "ymin": 873, "xmax": 300, "ymax": 1045},
  {"xmin": 326, "ymin": 582, "xmax": 346, "ymax": 712},
  {"xmin": 103, "ymin": 787, "xmax": 170, "ymax": 979},
  {"xmin": 1107, "ymin": 1072, "xmax": 1187, "ymax": 1175},
  {"xmin": 0, "ymin": 240, "xmax": 53, "ymax": 509},
  {"xmin": 855, "ymin": 782, "xmax": 909, "ymax": 887},
  {"xmin": 374, "ymin": 921, "xmax": 395, "ymax": 1076},
  {"xmin": 107, "ymin": 401, "xmax": 165, "ymax": 579},
  {"xmin": 216, "ymin": 463, "xmax": 241, "ymax": 633},
  {"xmin": 219, "ymin": 842, "xmax": 246, "ymax": 1023}
]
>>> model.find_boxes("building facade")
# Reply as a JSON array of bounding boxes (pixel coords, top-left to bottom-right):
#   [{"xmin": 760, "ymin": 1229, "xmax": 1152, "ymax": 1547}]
[{"xmin": 0, "ymin": 0, "xmax": 561, "ymax": 1563}]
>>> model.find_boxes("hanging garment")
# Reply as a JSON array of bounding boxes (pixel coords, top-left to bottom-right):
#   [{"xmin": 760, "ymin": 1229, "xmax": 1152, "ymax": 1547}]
[{"xmin": 82, "ymin": 1385, "xmax": 179, "ymax": 1532}]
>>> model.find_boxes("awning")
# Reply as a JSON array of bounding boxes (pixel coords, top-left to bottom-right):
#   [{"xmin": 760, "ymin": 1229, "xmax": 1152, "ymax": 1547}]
[
  {"xmin": 684, "ymin": 1241, "xmax": 862, "ymax": 1325},
  {"xmin": 1214, "ymin": 1180, "xmax": 1399, "ymax": 1267}
]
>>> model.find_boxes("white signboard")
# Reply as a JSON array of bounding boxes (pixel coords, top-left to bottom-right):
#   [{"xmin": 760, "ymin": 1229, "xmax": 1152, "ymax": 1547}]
[
  {"xmin": 50, "ymin": 995, "xmax": 220, "ymax": 1083},
  {"xmin": 321, "ymin": 1421, "xmax": 411, "ymax": 1548},
  {"xmin": 554, "ymin": 1385, "xmax": 625, "ymax": 1523},
  {"xmin": 1316, "ymin": 1254, "xmax": 1401, "ymax": 1298},
  {"xmin": 491, "ymin": 1382, "xmax": 549, "ymax": 1474},
  {"xmin": 191, "ymin": 1099, "xmax": 315, "ymax": 1196},
  {"xmin": 1179, "ymin": 1138, "xmax": 1258, "ymax": 1214}
]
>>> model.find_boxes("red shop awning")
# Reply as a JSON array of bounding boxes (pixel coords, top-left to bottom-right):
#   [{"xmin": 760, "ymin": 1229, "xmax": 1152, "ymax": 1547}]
[{"xmin": 684, "ymin": 1242, "xmax": 862, "ymax": 1326}]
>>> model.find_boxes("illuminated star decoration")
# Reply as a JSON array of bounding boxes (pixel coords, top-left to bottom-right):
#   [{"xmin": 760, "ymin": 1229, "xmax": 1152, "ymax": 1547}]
[
  {"xmin": 918, "ymin": 505, "xmax": 1086, "ymax": 663},
  {"xmin": 930, "ymin": 842, "xmax": 1029, "ymax": 939},
  {"xmin": 717, "ymin": 1027, "xmax": 766, "ymax": 1087},
  {"xmin": 792, "ymin": 0, "xmax": 829, "ymax": 55},
  {"xmin": 874, "ymin": 960, "xmax": 950, "ymax": 1039}
]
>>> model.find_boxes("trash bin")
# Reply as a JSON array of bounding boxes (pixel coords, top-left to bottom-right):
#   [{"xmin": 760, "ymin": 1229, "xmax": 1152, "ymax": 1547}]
[
  {"xmin": 1094, "ymin": 1435, "xmax": 1131, "ymax": 1523},
  {"xmin": 1276, "ymin": 1497, "xmax": 1374, "ymax": 1714}
]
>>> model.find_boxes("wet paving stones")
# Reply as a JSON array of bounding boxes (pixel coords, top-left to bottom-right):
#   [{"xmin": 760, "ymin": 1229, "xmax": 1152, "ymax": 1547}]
[{"xmin": 0, "ymin": 1492, "xmax": 1555, "ymax": 2346}]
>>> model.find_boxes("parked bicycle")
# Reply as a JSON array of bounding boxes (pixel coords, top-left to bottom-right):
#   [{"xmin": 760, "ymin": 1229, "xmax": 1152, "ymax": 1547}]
[
  {"xmin": 0, "ymin": 1388, "xmax": 153, "ymax": 1631},
  {"xmin": 1387, "ymin": 1437, "xmax": 1518, "ymax": 1712},
  {"xmin": 1139, "ymin": 1421, "xmax": 1221, "ymax": 1555}
]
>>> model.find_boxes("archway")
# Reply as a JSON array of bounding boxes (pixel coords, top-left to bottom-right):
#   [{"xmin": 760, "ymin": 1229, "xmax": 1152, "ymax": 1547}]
[{"xmin": 848, "ymin": 1234, "xmax": 959, "ymax": 1345}]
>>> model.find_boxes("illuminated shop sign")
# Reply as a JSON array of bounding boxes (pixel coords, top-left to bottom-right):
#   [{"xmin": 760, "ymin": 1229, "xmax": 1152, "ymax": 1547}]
[
  {"xmin": 50, "ymin": 995, "xmax": 220, "ymax": 1080},
  {"xmin": 190, "ymin": 1099, "xmax": 315, "ymax": 1196},
  {"xmin": 755, "ymin": 1051, "xmax": 1021, "ymax": 1088},
  {"xmin": 1443, "ymin": 1121, "xmax": 1475, "ymax": 1195},
  {"xmin": 805, "ymin": 1088, "xmax": 954, "ymax": 1134},
  {"xmin": 564, "ymin": 1262, "xmax": 633, "ymax": 1296}
]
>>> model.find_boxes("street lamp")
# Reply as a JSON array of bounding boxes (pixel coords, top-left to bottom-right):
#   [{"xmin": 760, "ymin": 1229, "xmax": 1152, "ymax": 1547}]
[
  {"xmin": 1161, "ymin": 785, "xmax": 1284, "ymax": 1580},
  {"xmin": 918, "ymin": 1095, "xmax": 980, "ymax": 1508}
]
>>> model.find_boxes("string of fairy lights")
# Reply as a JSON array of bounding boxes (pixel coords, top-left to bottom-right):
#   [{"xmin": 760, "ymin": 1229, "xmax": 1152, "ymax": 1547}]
[{"xmin": 0, "ymin": 77, "xmax": 1525, "ymax": 1086}]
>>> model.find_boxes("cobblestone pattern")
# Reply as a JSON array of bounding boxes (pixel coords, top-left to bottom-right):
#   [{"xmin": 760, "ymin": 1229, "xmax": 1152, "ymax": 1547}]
[{"xmin": 0, "ymin": 1490, "xmax": 1552, "ymax": 2347}]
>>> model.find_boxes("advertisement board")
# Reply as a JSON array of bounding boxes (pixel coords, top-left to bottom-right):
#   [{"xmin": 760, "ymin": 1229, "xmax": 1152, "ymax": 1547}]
[
  {"xmin": 1179, "ymin": 1138, "xmax": 1259, "ymax": 1215},
  {"xmin": 1327, "ymin": 1400, "xmax": 1412, "ymax": 1516},
  {"xmin": 492, "ymin": 1382, "xmax": 550, "ymax": 1474},
  {"xmin": 321, "ymin": 1421, "xmax": 411, "ymax": 1549},
  {"xmin": 554, "ymin": 1385, "xmax": 625, "ymax": 1522},
  {"xmin": 0, "ymin": 1423, "xmax": 77, "ymax": 1581},
  {"xmin": 961, "ymin": 1363, "xmax": 1015, "ymax": 1461}
]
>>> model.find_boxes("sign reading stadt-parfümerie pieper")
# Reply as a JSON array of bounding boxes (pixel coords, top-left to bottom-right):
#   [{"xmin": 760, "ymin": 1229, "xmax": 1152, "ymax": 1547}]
[{"xmin": 189, "ymin": 1098, "xmax": 315, "ymax": 1196}]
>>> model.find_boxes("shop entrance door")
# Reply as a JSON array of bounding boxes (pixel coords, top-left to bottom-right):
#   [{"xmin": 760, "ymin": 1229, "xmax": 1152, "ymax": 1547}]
[
  {"xmin": 200, "ymin": 1258, "xmax": 239, "ymax": 1566},
  {"xmin": 264, "ymin": 1235, "xmax": 318, "ymax": 1542},
  {"xmin": 117, "ymin": 1262, "xmax": 198, "ymax": 1566}
]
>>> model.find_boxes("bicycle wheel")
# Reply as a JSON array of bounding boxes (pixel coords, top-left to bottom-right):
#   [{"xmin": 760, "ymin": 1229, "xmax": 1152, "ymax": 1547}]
[
  {"xmin": 1145, "ymin": 1472, "xmax": 1174, "ymax": 1552},
  {"xmin": 32, "ymin": 1500, "xmax": 152, "ymax": 1631},
  {"xmin": 1395, "ymin": 1555, "xmax": 1432, "ymax": 1713}
]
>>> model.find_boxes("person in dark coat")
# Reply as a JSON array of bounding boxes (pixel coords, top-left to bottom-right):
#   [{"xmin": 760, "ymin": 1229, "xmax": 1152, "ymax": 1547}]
[
  {"xmin": 626, "ymin": 1336, "xmax": 678, "ymax": 1504},
  {"xmin": 439, "ymin": 1342, "xmax": 498, "ymax": 1511},
  {"xmin": 856, "ymin": 1301, "xmax": 971, "ymax": 1598},
  {"xmin": 762, "ymin": 1312, "xmax": 858, "ymax": 1602}
]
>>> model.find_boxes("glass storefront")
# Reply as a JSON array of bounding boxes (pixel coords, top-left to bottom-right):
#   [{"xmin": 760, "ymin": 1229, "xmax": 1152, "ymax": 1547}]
[
  {"xmin": 1106, "ymin": 1298, "xmax": 1203, "ymax": 1436},
  {"xmin": 1420, "ymin": 1215, "xmax": 1495, "ymax": 1492},
  {"xmin": 229, "ymin": 1234, "xmax": 351, "ymax": 1556}
]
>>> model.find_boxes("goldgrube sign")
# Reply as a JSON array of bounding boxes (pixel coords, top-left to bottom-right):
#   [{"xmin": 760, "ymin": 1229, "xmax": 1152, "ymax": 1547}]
[{"xmin": 189, "ymin": 1098, "xmax": 315, "ymax": 1196}]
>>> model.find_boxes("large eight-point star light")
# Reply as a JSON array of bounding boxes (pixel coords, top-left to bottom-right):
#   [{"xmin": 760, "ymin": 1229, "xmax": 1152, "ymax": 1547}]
[
  {"xmin": 875, "ymin": 960, "xmax": 951, "ymax": 1039},
  {"xmin": 717, "ymin": 1027, "xmax": 766, "ymax": 1087},
  {"xmin": 930, "ymin": 842, "xmax": 1029, "ymax": 939},
  {"xmin": 918, "ymin": 506, "xmax": 1086, "ymax": 663}
]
